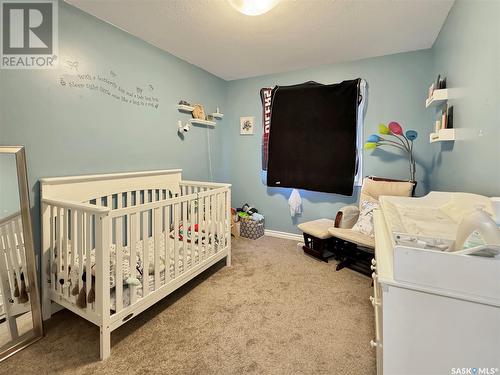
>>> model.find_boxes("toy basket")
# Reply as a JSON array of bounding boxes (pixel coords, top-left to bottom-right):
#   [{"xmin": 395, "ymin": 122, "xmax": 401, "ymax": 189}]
[{"xmin": 240, "ymin": 218, "xmax": 265, "ymax": 240}]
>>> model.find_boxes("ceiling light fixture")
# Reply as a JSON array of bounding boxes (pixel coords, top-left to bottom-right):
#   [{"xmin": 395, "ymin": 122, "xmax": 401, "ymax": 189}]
[{"xmin": 228, "ymin": 0, "xmax": 281, "ymax": 16}]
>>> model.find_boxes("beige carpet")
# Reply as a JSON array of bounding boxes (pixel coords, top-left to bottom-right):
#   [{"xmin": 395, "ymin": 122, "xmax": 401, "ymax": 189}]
[{"xmin": 1, "ymin": 236, "xmax": 375, "ymax": 375}]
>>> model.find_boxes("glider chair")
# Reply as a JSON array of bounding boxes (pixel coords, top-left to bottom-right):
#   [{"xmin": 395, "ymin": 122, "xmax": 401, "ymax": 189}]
[{"xmin": 298, "ymin": 176, "xmax": 415, "ymax": 273}]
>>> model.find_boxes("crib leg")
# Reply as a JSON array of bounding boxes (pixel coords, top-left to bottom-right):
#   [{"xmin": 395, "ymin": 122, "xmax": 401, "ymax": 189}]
[
  {"xmin": 226, "ymin": 251, "xmax": 231, "ymax": 267},
  {"xmin": 7, "ymin": 316, "xmax": 19, "ymax": 340},
  {"xmin": 100, "ymin": 325, "xmax": 111, "ymax": 360}
]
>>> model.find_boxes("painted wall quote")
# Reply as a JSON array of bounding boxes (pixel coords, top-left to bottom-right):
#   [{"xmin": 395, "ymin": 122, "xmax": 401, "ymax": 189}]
[{"xmin": 58, "ymin": 61, "xmax": 160, "ymax": 110}]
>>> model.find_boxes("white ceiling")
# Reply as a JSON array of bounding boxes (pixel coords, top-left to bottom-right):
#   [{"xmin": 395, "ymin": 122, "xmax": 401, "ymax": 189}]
[{"xmin": 66, "ymin": 0, "xmax": 454, "ymax": 81}]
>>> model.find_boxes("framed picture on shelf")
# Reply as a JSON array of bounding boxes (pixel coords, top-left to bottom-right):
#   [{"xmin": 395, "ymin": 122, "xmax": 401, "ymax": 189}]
[{"xmin": 240, "ymin": 116, "xmax": 255, "ymax": 135}]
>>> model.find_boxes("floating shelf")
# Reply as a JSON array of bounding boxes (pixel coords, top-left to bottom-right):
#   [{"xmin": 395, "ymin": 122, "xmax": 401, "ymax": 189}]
[
  {"xmin": 189, "ymin": 118, "xmax": 216, "ymax": 126},
  {"xmin": 211, "ymin": 112, "xmax": 224, "ymax": 119},
  {"xmin": 177, "ymin": 104, "xmax": 195, "ymax": 112},
  {"xmin": 430, "ymin": 128, "xmax": 455, "ymax": 143},
  {"xmin": 425, "ymin": 89, "xmax": 449, "ymax": 108}
]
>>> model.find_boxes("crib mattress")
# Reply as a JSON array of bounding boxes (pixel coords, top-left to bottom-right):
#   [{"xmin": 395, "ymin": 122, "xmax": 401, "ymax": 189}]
[{"xmin": 54, "ymin": 229, "xmax": 220, "ymax": 290}]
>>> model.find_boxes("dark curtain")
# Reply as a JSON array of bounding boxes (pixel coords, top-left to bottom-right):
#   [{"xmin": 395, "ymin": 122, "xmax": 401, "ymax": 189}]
[{"xmin": 266, "ymin": 78, "xmax": 360, "ymax": 195}]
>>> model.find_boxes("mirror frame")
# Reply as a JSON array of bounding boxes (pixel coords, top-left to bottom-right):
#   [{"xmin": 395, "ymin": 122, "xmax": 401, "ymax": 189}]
[{"xmin": 0, "ymin": 146, "xmax": 43, "ymax": 362}]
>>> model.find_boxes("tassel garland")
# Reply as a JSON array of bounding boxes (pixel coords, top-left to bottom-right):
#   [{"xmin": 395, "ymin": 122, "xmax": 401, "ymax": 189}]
[
  {"xmin": 18, "ymin": 272, "xmax": 29, "ymax": 303},
  {"xmin": 13, "ymin": 273, "xmax": 20, "ymax": 297}
]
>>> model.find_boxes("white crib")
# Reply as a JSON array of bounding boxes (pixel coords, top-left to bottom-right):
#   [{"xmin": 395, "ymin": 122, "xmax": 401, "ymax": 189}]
[
  {"xmin": 0, "ymin": 212, "xmax": 32, "ymax": 341},
  {"xmin": 41, "ymin": 169, "xmax": 231, "ymax": 360}
]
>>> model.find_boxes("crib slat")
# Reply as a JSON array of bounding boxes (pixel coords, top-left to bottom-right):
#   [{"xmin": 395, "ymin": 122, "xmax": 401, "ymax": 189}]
[
  {"xmin": 50, "ymin": 205, "xmax": 55, "ymax": 292},
  {"xmin": 56, "ymin": 207, "xmax": 63, "ymax": 292},
  {"xmin": 142, "ymin": 210, "xmax": 149, "ymax": 297},
  {"xmin": 205, "ymin": 196, "xmax": 212, "ymax": 257},
  {"xmin": 63, "ymin": 209, "xmax": 70, "ymax": 297},
  {"xmin": 202, "ymin": 196, "xmax": 208, "ymax": 260},
  {"xmin": 0, "ymin": 226, "xmax": 16, "ymax": 302},
  {"xmin": 71, "ymin": 209, "xmax": 77, "ymax": 280},
  {"xmin": 13, "ymin": 216, "xmax": 28, "ymax": 285},
  {"xmin": 77, "ymin": 211, "xmax": 84, "ymax": 301},
  {"xmin": 164, "ymin": 204, "xmax": 170, "ymax": 283},
  {"xmin": 115, "ymin": 215, "xmax": 123, "ymax": 313},
  {"xmin": 5, "ymin": 223, "xmax": 22, "ymax": 295},
  {"xmin": 182, "ymin": 201, "xmax": 187, "ymax": 272},
  {"xmin": 0, "ymin": 228, "xmax": 13, "ymax": 301},
  {"xmin": 216, "ymin": 193, "xmax": 221, "ymax": 254},
  {"xmin": 190, "ymin": 197, "xmax": 196, "ymax": 266},
  {"xmin": 153, "ymin": 207, "xmax": 160, "ymax": 290},
  {"xmin": 85, "ymin": 213, "xmax": 92, "ymax": 313},
  {"xmin": 173, "ymin": 203, "xmax": 180, "ymax": 279},
  {"xmin": 197, "ymin": 196, "xmax": 203, "ymax": 262},
  {"xmin": 211, "ymin": 195, "xmax": 216, "ymax": 256},
  {"xmin": 129, "ymin": 213, "xmax": 137, "ymax": 305}
]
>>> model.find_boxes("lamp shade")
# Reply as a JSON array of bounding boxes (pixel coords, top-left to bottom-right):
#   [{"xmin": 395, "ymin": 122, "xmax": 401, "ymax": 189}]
[
  {"xmin": 388, "ymin": 121, "xmax": 403, "ymax": 135},
  {"xmin": 406, "ymin": 130, "xmax": 418, "ymax": 141},
  {"xmin": 367, "ymin": 134, "xmax": 381, "ymax": 143},
  {"xmin": 378, "ymin": 124, "xmax": 390, "ymax": 135},
  {"xmin": 364, "ymin": 142, "xmax": 378, "ymax": 150}
]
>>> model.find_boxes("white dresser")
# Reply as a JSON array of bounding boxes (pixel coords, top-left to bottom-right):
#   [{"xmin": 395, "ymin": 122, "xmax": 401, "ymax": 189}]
[{"xmin": 372, "ymin": 192, "xmax": 500, "ymax": 375}]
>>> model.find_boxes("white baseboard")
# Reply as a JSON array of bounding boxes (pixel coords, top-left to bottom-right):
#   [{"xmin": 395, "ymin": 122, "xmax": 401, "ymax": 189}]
[{"xmin": 264, "ymin": 229, "xmax": 303, "ymax": 242}]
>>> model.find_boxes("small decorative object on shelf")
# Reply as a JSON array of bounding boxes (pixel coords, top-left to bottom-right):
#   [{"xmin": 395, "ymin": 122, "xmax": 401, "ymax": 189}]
[
  {"xmin": 192, "ymin": 104, "xmax": 206, "ymax": 120},
  {"xmin": 429, "ymin": 128, "xmax": 455, "ymax": 143},
  {"xmin": 212, "ymin": 107, "xmax": 224, "ymax": 119},
  {"xmin": 365, "ymin": 122, "xmax": 418, "ymax": 181},
  {"xmin": 177, "ymin": 100, "xmax": 195, "ymax": 112}
]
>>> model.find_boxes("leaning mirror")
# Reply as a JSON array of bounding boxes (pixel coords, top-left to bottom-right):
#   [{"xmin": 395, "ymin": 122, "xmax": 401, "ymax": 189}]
[{"xmin": 0, "ymin": 146, "xmax": 43, "ymax": 362}]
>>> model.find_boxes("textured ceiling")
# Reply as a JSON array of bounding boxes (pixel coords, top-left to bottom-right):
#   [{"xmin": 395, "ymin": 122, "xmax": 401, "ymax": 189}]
[{"xmin": 65, "ymin": 0, "xmax": 454, "ymax": 81}]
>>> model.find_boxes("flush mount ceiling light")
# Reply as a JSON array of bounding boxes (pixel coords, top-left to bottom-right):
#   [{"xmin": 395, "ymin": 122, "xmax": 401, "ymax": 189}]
[{"xmin": 228, "ymin": 0, "xmax": 281, "ymax": 16}]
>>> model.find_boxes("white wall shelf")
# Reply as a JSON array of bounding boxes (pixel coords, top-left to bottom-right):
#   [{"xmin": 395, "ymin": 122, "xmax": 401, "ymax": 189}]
[
  {"xmin": 211, "ymin": 112, "xmax": 224, "ymax": 119},
  {"xmin": 177, "ymin": 104, "xmax": 195, "ymax": 112},
  {"xmin": 429, "ymin": 128, "xmax": 455, "ymax": 143},
  {"xmin": 189, "ymin": 118, "xmax": 216, "ymax": 127},
  {"xmin": 425, "ymin": 89, "xmax": 449, "ymax": 108}
]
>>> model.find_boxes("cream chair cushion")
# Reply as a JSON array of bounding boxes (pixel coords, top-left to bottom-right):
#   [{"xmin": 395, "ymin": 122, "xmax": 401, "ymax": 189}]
[
  {"xmin": 328, "ymin": 227, "xmax": 375, "ymax": 248},
  {"xmin": 359, "ymin": 177, "xmax": 413, "ymax": 207},
  {"xmin": 337, "ymin": 205, "xmax": 360, "ymax": 229},
  {"xmin": 297, "ymin": 219, "xmax": 335, "ymax": 239}
]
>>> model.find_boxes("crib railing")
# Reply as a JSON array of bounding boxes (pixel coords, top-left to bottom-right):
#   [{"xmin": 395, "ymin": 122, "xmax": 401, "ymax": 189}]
[
  {"xmin": 42, "ymin": 182, "xmax": 231, "ymax": 324},
  {"xmin": 41, "ymin": 199, "xmax": 109, "ymax": 323},
  {"xmin": 0, "ymin": 212, "xmax": 31, "ymax": 316}
]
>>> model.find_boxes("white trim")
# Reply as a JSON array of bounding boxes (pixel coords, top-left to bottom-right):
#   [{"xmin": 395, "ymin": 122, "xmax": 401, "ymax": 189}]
[{"xmin": 264, "ymin": 229, "xmax": 303, "ymax": 242}]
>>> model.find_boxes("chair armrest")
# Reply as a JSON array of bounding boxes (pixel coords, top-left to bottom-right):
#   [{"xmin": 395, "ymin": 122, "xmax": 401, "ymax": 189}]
[{"xmin": 334, "ymin": 205, "xmax": 360, "ymax": 229}]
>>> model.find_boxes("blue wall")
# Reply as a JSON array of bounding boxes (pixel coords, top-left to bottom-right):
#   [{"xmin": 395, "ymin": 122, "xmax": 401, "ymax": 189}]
[
  {"xmin": 429, "ymin": 0, "xmax": 500, "ymax": 196},
  {"xmin": 0, "ymin": 3, "xmax": 228, "ymax": 251},
  {"xmin": 224, "ymin": 51, "xmax": 434, "ymax": 234},
  {"xmin": 1, "ymin": 0, "xmax": 498, "ymax": 243}
]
